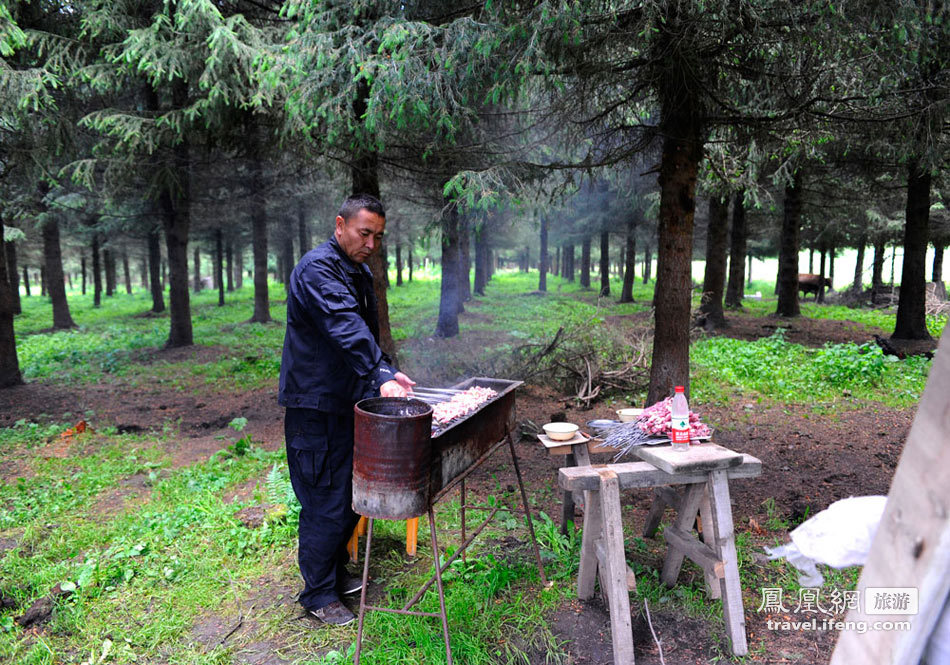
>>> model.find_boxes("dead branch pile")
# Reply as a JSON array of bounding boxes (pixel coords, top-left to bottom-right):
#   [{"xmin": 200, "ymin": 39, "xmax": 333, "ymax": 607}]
[{"xmin": 510, "ymin": 324, "xmax": 653, "ymax": 406}]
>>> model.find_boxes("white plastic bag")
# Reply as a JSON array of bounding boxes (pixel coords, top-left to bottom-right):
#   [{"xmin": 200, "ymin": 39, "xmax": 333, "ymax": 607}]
[{"xmin": 765, "ymin": 495, "xmax": 888, "ymax": 586}]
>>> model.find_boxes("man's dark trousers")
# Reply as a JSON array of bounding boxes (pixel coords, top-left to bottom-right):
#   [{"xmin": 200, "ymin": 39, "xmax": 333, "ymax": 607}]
[{"xmin": 285, "ymin": 407, "xmax": 361, "ymax": 611}]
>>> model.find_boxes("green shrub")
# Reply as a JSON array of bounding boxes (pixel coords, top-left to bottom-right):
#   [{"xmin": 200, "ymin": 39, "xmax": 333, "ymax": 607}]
[{"xmin": 812, "ymin": 342, "xmax": 887, "ymax": 387}]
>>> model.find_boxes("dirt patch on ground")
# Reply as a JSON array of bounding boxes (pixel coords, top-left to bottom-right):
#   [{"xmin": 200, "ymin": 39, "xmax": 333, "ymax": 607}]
[{"xmin": 709, "ymin": 310, "xmax": 887, "ymax": 348}]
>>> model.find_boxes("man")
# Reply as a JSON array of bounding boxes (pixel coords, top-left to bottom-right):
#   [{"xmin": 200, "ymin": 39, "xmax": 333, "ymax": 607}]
[{"xmin": 279, "ymin": 193, "xmax": 415, "ymax": 626}]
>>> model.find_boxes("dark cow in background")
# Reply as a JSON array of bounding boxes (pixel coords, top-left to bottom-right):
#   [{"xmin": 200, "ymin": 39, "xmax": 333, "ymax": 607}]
[{"xmin": 798, "ymin": 273, "xmax": 833, "ymax": 300}]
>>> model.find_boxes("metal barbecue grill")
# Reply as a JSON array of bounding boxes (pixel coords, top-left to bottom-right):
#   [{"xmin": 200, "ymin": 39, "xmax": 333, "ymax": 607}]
[{"xmin": 351, "ymin": 377, "xmax": 548, "ymax": 665}]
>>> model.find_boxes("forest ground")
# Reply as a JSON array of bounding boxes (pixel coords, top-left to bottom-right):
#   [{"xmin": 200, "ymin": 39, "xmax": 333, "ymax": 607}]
[{"xmin": 0, "ymin": 272, "xmax": 942, "ymax": 664}]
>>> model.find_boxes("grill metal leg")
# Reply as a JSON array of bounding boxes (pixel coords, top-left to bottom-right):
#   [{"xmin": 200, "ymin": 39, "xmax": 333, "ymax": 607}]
[
  {"xmin": 428, "ymin": 506, "xmax": 454, "ymax": 665},
  {"xmin": 461, "ymin": 478, "xmax": 467, "ymax": 564},
  {"xmin": 506, "ymin": 431, "xmax": 550, "ymax": 587},
  {"xmin": 354, "ymin": 517, "xmax": 374, "ymax": 665}
]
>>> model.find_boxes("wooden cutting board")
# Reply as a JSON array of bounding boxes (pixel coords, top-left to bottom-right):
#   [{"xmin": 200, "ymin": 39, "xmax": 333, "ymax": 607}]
[{"xmin": 634, "ymin": 442, "xmax": 743, "ymax": 475}]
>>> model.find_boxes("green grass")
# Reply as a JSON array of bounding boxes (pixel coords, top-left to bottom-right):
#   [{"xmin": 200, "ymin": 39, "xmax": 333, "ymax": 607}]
[
  {"xmin": 0, "ymin": 423, "xmax": 578, "ymax": 664},
  {"xmin": 14, "ymin": 284, "xmax": 284, "ymax": 388},
  {"xmin": 690, "ymin": 328, "xmax": 931, "ymax": 408}
]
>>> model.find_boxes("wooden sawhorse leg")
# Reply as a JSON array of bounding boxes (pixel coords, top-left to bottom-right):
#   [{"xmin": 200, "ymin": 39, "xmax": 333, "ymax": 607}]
[
  {"xmin": 659, "ymin": 471, "xmax": 748, "ymax": 656},
  {"xmin": 577, "ymin": 468, "xmax": 636, "ymax": 664}
]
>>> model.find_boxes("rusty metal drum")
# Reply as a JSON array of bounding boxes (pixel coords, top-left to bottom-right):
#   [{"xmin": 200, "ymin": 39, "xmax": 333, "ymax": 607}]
[{"xmin": 353, "ymin": 397, "xmax": 433, "ymax": 519}]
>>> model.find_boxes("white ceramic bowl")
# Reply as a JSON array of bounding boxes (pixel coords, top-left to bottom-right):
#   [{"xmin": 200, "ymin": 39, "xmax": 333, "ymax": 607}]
[
  {"xmin": 542, "ymin": 422, "xmax": 579, "ymax": 441},
  {"xmin": 616, "ymin": 408, "xmax": 644, "ymax": 423}
]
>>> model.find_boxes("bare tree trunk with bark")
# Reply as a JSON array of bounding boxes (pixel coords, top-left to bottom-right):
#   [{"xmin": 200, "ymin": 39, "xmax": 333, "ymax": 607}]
[
  {"xmin": 892, "ymin": 159, "xmax": 932, "ymax": 340},
  {"xmin": 871, "ymin": 239, "xmax": 885, "ymax": 304},
  {"xmin": 43, "ymin": 218, "xmax": 76, "ymax": 329},
  {"xmin": 580, "ymin": 236, "xmax": 591, "ymax": 289},
  {"xmin": 122, "ymin": 250, "xmax": 132, "ymax": 294},
  {"xmin": 458, "ymin": 213, "xmax": 471, "ymax": 309},
  {"xmin": 538, "ymin": 216, "xmax": 548, "ymax": 292},
  {"xmin": 698, "ymin": 195, "xmax": 729, "ymax": 329},
  {"xmin": 852, "ymin": 233, "xmax": 867, "ymax": 294},
  {"xmin": 619, "ymin": 215, "xmax": 638, "ymax": 303},
  {"xmin": 0, "ymin": 229, "xmax": 22, "ymax": 387},
  {"xmin": 4, "ymin": 236, "xmax": 21, "ymax": 315},
  {"xmin": 599, "ymin": 231, "xmax": 610, "ymax": 296},
  {"xmin": 435, "ymin": 198, "xmax": 460, "ymax": 338},
  {"xmin": 215, "ymin": 228, "xmax": 225, "ymax": 307},
  {"xmin": 148, "ymin": 227, "xmax": 164, "ymax": 313},
  {"xmin": 646, "ymin": 96, "xmax": 703, "ymax": 403},
  {"xmin": 775, "ymin": 171, "xmax": 804, "ymax": 318},
  {"xmin": 725, "ymin": 190, "xmax": 747, "ymax": 308}
]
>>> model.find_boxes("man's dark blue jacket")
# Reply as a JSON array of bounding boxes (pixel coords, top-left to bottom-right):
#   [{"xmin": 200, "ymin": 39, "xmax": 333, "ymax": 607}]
[{"xmin": 278, "ymin": 236, "xmax": 396, "ymax": 414}]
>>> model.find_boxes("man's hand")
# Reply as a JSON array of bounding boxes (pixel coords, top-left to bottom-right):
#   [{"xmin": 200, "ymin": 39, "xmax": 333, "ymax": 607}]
[{"xmin": 380, "ymin": 371, "xmax": 416, "ymax": 398}]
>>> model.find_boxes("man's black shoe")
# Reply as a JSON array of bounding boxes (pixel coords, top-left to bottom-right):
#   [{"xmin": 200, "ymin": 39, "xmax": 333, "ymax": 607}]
[
  {"xmin": 339, "ymin": 573, "xmax": 364, "ymax": 596},
  {"xmin": 310, "ymin": 601, "xmax": 355, "ymax": 626}
]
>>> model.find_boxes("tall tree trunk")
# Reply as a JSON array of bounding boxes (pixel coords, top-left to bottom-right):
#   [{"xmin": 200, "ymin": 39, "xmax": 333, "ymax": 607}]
[
  {"xmin": 408, "ymin": 245, "xmax": 413, "ymax": 283},
  {"xmin": 226, "ymin": 240, "xmax": 234, "ymax": 292},
  {"xmin": 0, "ymin": 229, "xmax": 22, "ymax": 387},
  {"xmin": 43, "ymin": 218, "xmax": 76, "ymax": 329},
  {"xmin": 148, "ymin": 227, "xmax": 164, "ymax": 313},
  {"xmin": 395, "ymin": 242, "xmax": 403, "ymax": 286},
  {"xmin": 565, "ymin": 244, "xmax": 574, "ymax": 282},
  {"xmin": 599, "ymin": 231, "xmax": 610, "ymax": 296},
  {"xmin": 725, "ymin": 189, "xmax": 747, "ymax": 307},
  {"xmin": 458, "ymin": 213, "xmax": 471, "ymax": 307},
  {"xmin": 817, "ymin": 241, "xmax": 827, "ymax": 303},
  {"xmin": 698, "ymin": 195, "xmax": 728, "ymax": 329},
  {"xmin": 871, "ymin": 239, "xmax": 885, "ymax": 304},
  {"xmin": 122, "ymin": 250, "xmax": 132, "ymax": 295},
  {"xmin": 297, "ymin": 199, "xmax": 310, "ymax": 259},
  {"xmin": 580, "ymin": 236, "xmax": 591, "ymax": 289},
  {"xmin": 646, "ymin": 96, "xmax": 703, "ymax": 403},
  {"xmin": 554, "ymin": 245, "xmax": 560, "ymax": 278},
  {"xmin": 104, "ymin": 249, "xmax": 116, "ymax": 297},
  {"xmin": 234, "ymin": 244, "xmax": 244, "ymax": 290},
  {"xmin": 4, "ymin": 237, "xmax": 21, "ymax": 315},
  {"xmin": 215, "ymin": 228, "xmax": 225, "ymax": 307},
  {"xmin": 351, "ymin": 149, "xmax": 396, "ymax": 361},
  {"xmin": 435, "ymin": 197, "xmax": 460, "ymax": 338},
  {"xmin": 852, "ymin": 234, "xmax": 867, "ymax": 294},
  {"xmin": 642, "ymin": 242, "xmax": 652, "ymax": 283},
  {"xmin": 538, "ymin": 216, "xmax": 548, "ymax": 292},
  {"xmin": 40, "ymin": 266, "xmax": 46, "ymax": 297},
  {"xmin": 776, "ymin": 171, "xmax": 804, "ymax": 317},
  {"xmin": 246, "ymin": 118, "xmax": 271, "ymax": 324},
  {"xmin": 92, "ymin": 233, "xmax": 102, "ymax": 308},
  {"xmin": 281, "ymin": 226, "xmax": 294, "ymax": 290},
  {"xmin": 23, "ymin": 266, "xmax": 30, "ymax": 297},
  {"xmin": 160, "ymin": 77, "xmax": 194, "ymax": 348},
  {"xmin": 80, "ymin": 254, "xmax": 86, "ymax": 296},
  {"xmin": 747, "ymin": 254, "xmax": 752, "ymax": 286},
  {"xmin": 829, "ymin": 244, "xmax": 836, "ymax": 288},
  {"xmin": 140, "ymin": 250, "xmax": 148, "ymax": 289},
  {"xmin": 892, "ymin": 160, "xmax": 932, "ymax": 340},
  {"xmin": 473, "ymin": 229, "xmax": 486, "ymax": 296},
  {"xmin": 808, "ymin": 247, "xmax": 814, "ymax": 274},
  {"xmin": 932, "ymin": 244, "xmax": 944, "ymax": 284},
  {"xmin": 193, "ymin": 247, "xmax": 201, "ymax": 293},
  {"xmin": 620, "ymin": 215, "xmax": 638, "ymax": 303}
]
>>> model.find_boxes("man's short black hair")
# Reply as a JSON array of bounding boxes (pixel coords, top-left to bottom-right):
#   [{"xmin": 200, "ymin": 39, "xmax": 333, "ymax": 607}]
[{"xmin": 338, "ymin": 193, "xmax": 385, "ymax": 221}]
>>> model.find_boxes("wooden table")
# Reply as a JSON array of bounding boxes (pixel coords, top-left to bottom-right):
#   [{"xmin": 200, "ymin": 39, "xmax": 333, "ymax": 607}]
[
  {"xmin": 558, "ymin": 443, "xmax": 762, "ymax": 663},
  {"xmin": 538, "ymin": 432, "xmax": 614, "ymax": 535}
]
